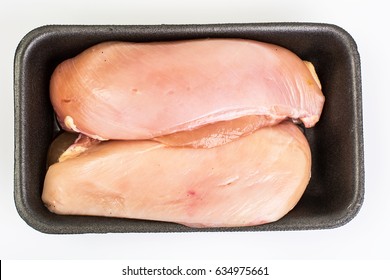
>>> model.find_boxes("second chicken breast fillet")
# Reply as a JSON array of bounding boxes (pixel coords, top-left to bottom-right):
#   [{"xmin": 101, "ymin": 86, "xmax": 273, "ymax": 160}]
[{"xmin": 42, "ymin": 122, "xmax": 311, "ymax": 228}]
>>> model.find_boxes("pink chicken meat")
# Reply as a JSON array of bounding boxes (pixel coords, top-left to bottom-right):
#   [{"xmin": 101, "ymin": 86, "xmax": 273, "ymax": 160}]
[
  {"xmin": 42, "ymin": 122, "xmax": 311, "ymax": 228},
  {"xmin": 50, "ymin": 39, "xmax": 324, "ymax": 141}
]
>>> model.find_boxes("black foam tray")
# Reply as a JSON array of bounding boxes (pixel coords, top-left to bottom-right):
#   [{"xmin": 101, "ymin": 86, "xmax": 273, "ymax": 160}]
[{"xmin": 14, "ymin": 23, "xmax": 364, "ymax": 234}]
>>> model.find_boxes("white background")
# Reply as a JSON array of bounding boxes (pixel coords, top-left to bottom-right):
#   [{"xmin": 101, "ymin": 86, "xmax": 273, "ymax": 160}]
[{"xmin": 1, "ymin": 0, "xmax": 388, "ymax": 260}]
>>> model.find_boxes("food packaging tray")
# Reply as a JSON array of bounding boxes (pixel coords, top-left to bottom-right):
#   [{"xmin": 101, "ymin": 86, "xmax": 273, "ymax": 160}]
[{"xmin": 14, "ymin": 23, "xmax": 364, "ymax": 234}]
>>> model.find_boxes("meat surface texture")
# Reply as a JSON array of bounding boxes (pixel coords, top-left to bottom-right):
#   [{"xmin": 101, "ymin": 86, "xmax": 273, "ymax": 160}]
[
  {"xmin": 50, "ymin": 39, "xmax": 325, "ymax": 141},
  {"xmin": 42, "ymin": 122, "xmax": 311, "ymax": 228}
]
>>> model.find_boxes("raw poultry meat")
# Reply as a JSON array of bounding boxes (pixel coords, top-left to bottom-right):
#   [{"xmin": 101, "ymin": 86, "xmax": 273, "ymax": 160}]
[
  {"xmin": 42, "ymin": 122, "xmax": 311, "ymax": 228},
  {"xmin": 43, "ymin": 38, "xmax": 325, "ymax": 228},
  {"xmin": 50, "ymin": 39, "xmax": 324, "ymax": 141}
]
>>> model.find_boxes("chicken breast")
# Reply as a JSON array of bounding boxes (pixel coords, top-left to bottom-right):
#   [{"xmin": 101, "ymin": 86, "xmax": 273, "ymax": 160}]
[
  {"xmin": 50, "ymin": 39, "xmax": 324, "ymax": 141},
  {"xmin": 42, "ymin": 122, "xmax": 311, "ymax": 228}
]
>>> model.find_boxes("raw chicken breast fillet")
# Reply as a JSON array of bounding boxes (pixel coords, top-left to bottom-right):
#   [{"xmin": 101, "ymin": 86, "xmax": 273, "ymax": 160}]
[
  {"xmin": 50, "ymin": 39, "xmax": 324, "ymax": 141},
  {"xmin": 42, "ymin": 122, "xmax": 311, "ymax": 228}
]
